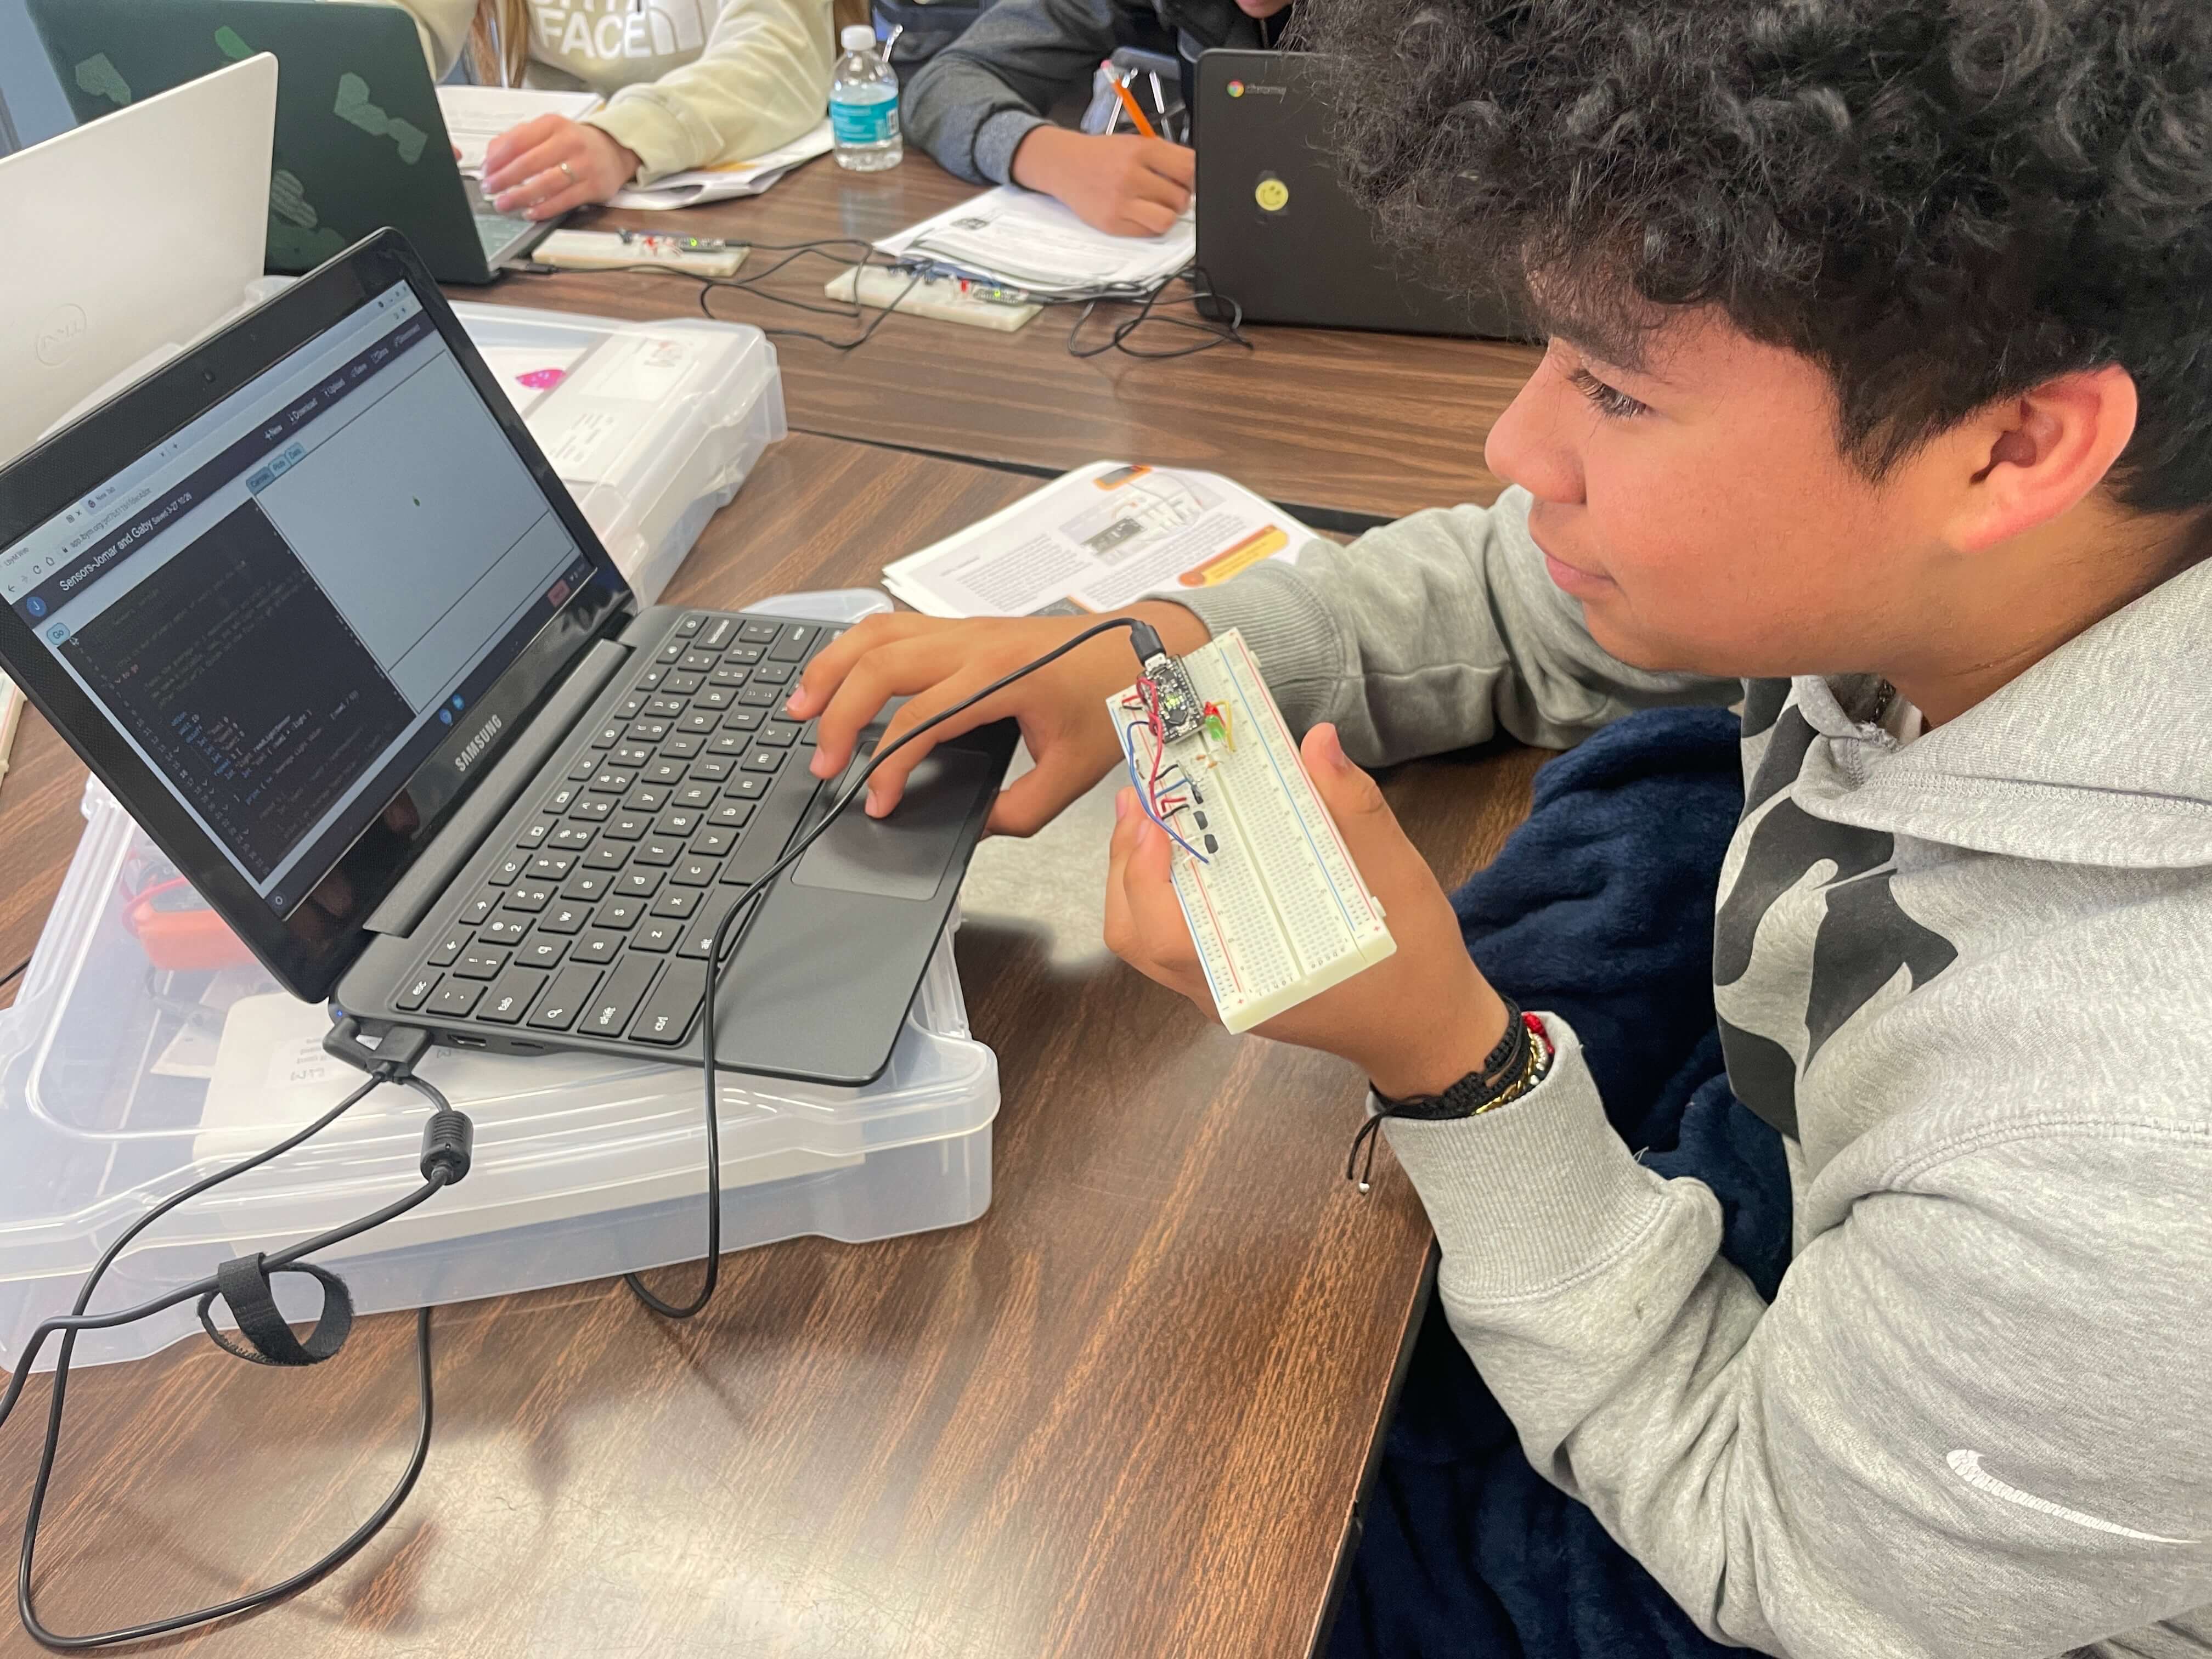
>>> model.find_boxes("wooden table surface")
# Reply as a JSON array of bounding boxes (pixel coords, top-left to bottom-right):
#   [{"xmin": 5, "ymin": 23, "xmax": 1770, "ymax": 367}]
[
  {"xmin": 465, "ymin": 152, "xmax": 1544, "ymax": 527},
  {"xmin": 0, "ymin": 435, "xmax": 1541, "ymax": 1656},
  {"xmin": 0, "ymin": 704, "xmax": 87, "ymax": 1011}
]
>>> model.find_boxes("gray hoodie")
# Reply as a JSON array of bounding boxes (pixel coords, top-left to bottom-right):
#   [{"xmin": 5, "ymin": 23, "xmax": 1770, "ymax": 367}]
[{"xmin": 1174, "ymin": 488, "xmax": 2212, "ymax": 1659}]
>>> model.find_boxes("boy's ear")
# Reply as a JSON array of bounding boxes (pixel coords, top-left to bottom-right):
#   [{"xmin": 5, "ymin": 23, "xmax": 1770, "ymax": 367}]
[{"xmin": 1943, "ymin": 365, "xmax": 2138, "ymax": 554}]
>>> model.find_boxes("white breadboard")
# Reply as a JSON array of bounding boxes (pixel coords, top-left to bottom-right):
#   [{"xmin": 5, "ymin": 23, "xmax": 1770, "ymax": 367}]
[
  {"xmin": 1109, "ymin": 629, "xmax": 1395, "ymax": 1032},
  {"xmin": 823, "ymin": 266, "xmax": 1042, "ymax": 331},
  {"xmin": 535, "ymin": 230, "xmax": 749, "ymax": 277}
]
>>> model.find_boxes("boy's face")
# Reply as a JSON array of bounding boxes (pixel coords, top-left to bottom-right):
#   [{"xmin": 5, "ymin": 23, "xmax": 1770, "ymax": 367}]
[{"xmin": 1485, "ymin": 309, "xmax": 1951, "ymax": 680}]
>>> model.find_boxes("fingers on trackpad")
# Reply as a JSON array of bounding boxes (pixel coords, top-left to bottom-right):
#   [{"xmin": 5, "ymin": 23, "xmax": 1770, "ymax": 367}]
[{"xmin": 789, "ymin": 749, "xmax": 995, "ymax": 901}]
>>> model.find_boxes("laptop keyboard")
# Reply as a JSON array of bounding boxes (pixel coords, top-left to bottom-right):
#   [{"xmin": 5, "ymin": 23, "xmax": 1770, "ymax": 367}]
[
  {"xmin": 475, "ymin": 212, "xmax": 534, "ymax": 259},
  {"xmin": 391, "ymin": 612, "xmax": 834, "ymax": 1046}
]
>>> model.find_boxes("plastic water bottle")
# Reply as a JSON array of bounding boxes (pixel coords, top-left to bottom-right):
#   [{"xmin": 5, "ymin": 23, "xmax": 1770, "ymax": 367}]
[{"xmin": 831, "ymin": 25, "xmax": 901, "ymax": 172}]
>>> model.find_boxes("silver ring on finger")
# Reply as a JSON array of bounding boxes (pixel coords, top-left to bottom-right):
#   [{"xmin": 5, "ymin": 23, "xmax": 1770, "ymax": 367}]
[{"xmin": 558, "ymin": 160, "xmax": 577, "ymax": 184}]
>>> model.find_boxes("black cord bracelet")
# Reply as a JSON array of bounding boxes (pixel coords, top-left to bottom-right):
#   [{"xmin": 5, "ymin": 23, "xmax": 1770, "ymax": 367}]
[
  {"xmin": 1347, "ymin": 1002, "xmax": 1551, "ymax": 1192},
  {"xmin": 1371, "ymin": 997, "xmax": 1529, "ymax": 1115}
]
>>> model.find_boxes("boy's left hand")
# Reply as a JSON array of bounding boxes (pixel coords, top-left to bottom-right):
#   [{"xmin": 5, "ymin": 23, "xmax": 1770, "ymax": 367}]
[
  {"xmin": 484, "ymin": 116, "xmax": 641, "ymax": 218},
  {"xmin": 1105, "ymin": 724, "xmax": 1514, "ymax": 1099}
]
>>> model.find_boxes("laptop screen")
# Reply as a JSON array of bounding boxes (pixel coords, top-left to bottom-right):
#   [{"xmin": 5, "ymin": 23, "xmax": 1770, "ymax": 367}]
[{"xmin": 0, "ymin": 284, "xmax": 594, "ymax": 917}]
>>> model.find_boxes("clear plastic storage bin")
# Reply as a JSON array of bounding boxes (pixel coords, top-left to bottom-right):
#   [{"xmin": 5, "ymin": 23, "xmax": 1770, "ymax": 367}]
[
  {"xmin": 448, "ymin": 302, "xmax": 787, "ymax": 605},
  {"xmin": 0, "ymin": 594, "xmax": 1000, "ymax": 1372}
]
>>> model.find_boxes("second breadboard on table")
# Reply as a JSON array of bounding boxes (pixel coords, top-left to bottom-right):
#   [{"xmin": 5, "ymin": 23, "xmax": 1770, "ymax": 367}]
[
  {"xmin": 535, "ymin": 229, "xmax": 749, "ymax": 278},
  {"xmin": 1109, "ymin": 629, "xmax": 1395, "ymax": 1033},
  {"xmin": 823, "ymin": 266, "xmax": 1042, "ymax": 331}
]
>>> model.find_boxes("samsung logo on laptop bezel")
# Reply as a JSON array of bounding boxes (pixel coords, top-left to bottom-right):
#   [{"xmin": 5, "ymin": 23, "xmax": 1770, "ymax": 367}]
[{"xmin": 453, "ymin": 714, "xmax": 504, "ymax": 772}]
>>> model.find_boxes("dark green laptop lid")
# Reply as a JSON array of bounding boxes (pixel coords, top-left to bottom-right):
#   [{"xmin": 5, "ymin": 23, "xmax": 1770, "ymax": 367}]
[{"xmin": 29, "ymin": 0, "xmax": 496, "ymax": 282}]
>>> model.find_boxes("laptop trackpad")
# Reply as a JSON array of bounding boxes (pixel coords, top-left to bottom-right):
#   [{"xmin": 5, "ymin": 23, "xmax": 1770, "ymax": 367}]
[{"xmin": 789, "ymin": 748, "xmax": 995, "ymax": 901}]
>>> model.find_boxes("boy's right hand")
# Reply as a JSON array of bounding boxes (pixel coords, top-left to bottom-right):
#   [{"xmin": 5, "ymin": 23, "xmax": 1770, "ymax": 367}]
[
  {"xmin": 1010, "ymin": 128, "xmax": 1195, "ymax": 239},
  {"xmin": 786, "ymin": 602, "xmax": 1210, "ymax": 837}
]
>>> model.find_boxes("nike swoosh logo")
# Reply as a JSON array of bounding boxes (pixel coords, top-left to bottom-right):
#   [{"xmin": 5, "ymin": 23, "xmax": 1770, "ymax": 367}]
[{"xmin": 1946, "ymin": 1451, "xmax": 2198, "ymax": 1545}]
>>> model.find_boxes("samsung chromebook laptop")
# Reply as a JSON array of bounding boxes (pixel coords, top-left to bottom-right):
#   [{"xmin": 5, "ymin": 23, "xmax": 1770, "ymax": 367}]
[
  {"xmin": 31, "ymin": 0, "xmax": 559, "ymax": 285},
  {"xmin": 1193, "ymin": 50, "xmax": 1525, "ymax": 339},
  {"xmin": 0, "ymin": 234, "xmax": 1014, "ymax": 1086},
  {"xmin": 0, "ymin": 55, "xmax": 275, "ymax": 465}
]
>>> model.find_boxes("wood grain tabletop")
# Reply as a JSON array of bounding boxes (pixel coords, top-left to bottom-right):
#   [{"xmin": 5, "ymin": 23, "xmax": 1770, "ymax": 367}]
[
  {"xmin": 0, "ymin": 706, "xmax": 90, "ymax": 1013},
  {"xmin": 456, "ymin": 152, "xmax": 1545, "ymax": 526},
  {"xmin": 0, "ymin": 435, "xmax": 1542, "ymax": 1657}
]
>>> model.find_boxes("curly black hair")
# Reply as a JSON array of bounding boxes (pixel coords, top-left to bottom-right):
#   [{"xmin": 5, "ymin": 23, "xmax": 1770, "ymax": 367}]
[{"xmin": 1293, "ymin": 0, "xmax": 2212, "ymax": 516}]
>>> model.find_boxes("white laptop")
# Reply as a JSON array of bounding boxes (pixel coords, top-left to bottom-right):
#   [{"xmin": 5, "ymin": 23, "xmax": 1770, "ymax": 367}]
[{"xmin": 0, "ymin": 54, "xmax": 276, "ymax": 465}]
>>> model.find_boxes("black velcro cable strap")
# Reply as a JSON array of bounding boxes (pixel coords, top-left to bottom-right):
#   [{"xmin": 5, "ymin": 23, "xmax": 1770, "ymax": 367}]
[{"xmin": 195, "ymin": 1254, "xmax": 354, "ymax": 1367}]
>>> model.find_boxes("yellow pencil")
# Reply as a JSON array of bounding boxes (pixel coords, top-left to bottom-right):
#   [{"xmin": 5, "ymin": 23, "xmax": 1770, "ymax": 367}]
[{"xmin": 1111, "ymin": 71, "xmax": 1159, "ymax": 140}]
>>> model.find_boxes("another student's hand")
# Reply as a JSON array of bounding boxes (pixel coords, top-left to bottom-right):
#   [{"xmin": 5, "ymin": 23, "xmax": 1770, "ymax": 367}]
[
  {"xmin": 786, "ymin": 603, "xmax": 1211, "ymax": 836},
  {"xmin": 1106, "ymin": 723, "xmax": 1514, "ymax": 1098},
  {"xmin": 484, "ymin": 116, "xmax": 641, "ymax": 218},
  {"xmin": 1010, "ymin": 127, "xmax": 1195, "ymax": 238}
]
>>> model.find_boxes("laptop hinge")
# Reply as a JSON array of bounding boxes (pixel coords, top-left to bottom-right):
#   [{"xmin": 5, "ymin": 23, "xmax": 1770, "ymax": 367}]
[{"xmin": 364, "ymin": 638, "xmax": 630, "ymax": 938}]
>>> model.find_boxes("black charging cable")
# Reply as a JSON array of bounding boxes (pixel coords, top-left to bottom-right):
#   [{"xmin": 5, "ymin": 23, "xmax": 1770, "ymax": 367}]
[
  {"xmin": 512, "ymin": 240, "xmax": 928, "ymax": 352},
  {"xmin": 625, "ymin": 613, "xmax": 1165, "ymax": 1320},
  {"xmin": 3, "ymin": 1032, "xmax": 474, "ymax": 1650},
  {"xmin": 512, "ymin": 244, "xmax": 1245, "ymax": 360},
  {"xmin": 0, "ymin": 617, "xmax": 1171, "ymax": 1645},
  {"xmin": 1065, "ymin": 267, "xmax": 1254, "ymax": 361}
]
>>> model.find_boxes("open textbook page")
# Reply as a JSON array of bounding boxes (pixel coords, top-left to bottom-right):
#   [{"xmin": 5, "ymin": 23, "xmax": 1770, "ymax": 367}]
[
  {"xmin": 882, "ymin": 462, "xmax": 1312, "ymax": 618},
  {"xmin": 876, "ymin": 188, "xmax": 1193, "ymax": 297}
]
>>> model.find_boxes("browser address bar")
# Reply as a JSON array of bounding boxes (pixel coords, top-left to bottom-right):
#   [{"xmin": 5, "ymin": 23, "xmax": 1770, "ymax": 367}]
[
  {"xmin": 1, "ymin": 475, "xmax": 162, "ymax": 596},
  {"xmin": 61, "ymin": 478, "xmax": 162, "ymax": 556}
]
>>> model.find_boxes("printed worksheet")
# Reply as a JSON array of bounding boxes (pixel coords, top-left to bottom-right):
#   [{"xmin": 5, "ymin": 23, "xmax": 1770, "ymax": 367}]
[{"xmin": 881, "ymin": 462, "xmax": 1312, "ymax": 617}]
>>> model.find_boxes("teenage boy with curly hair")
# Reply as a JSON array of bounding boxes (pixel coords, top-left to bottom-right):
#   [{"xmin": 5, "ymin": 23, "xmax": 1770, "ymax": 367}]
[{"xmin": 793, "ymin": 3, "xmax": 2212, "ymax": 1652}]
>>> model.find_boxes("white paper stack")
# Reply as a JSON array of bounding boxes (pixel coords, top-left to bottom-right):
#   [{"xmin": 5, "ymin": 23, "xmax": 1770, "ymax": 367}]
[
  {"xmin": 876, "ymin": 185, "xmax": 1194, "ymax": 298},
  {"xmin": 608, "ymin": 120, "xmax": 834, "ymax": 209},
  {"xmin": 436, "ymin": 89, "xmax": 831, "ymax": 207}
]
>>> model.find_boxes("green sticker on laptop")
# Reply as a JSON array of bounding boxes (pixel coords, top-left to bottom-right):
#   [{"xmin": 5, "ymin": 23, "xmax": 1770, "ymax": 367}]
[
  {"xmin": 335, "ymin": 72, "xmax": 427, "ymax": 165},
  {"xmin": 267, "ymin": 166, "xmax": 347, "ymax": 263},
  {"xmin": 73, "ymin": 54, "xmax": 131, "ymax": 106},
  {"xmin": 30, "ymin": 0, "xmax": 562, "ymax": 284}
]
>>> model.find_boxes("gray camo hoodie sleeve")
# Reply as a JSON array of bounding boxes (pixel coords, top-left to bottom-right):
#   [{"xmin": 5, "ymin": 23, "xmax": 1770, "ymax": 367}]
[{"xmin": 1173, "ymin": 486, "xmax": 1738, "ymax": 764}]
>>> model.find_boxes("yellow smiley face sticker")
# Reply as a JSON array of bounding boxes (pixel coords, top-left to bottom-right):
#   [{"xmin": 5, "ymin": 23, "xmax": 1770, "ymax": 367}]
[{"xmin": 1255, "ymin": 174, "xmax": 1290, "ymax": 213}]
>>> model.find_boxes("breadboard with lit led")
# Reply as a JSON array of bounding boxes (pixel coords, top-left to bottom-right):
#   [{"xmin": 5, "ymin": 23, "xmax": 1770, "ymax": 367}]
[
  {"xmin": 823, "ymin": 266, "xmax": 1041, "ymax": 331},
  {"xmin": 1109, "ymin": 629, "xmax": 1395, "ymax": 1032}
]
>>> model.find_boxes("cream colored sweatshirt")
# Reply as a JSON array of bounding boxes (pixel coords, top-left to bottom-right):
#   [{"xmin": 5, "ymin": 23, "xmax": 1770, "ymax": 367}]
[{"xmin": 373, "ymin": 0, "xmax": 833, "ymax": 182}]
